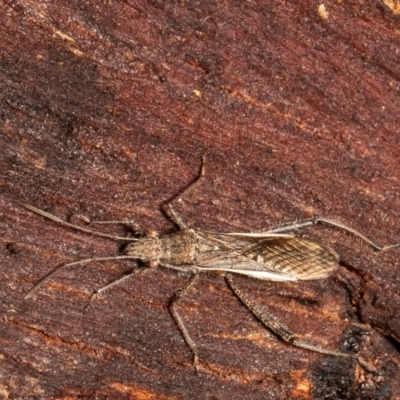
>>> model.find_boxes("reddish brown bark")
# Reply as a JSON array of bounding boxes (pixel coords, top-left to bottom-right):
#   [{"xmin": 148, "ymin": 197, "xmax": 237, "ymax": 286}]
[{"xmin": 1, "ymin": 1, "xmax": 399, "ymax": 399}]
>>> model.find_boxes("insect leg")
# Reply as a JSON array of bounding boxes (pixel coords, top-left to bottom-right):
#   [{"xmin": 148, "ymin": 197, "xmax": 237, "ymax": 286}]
[
  {"xmin": 169, "ymin": 271, "xmax": 200, "ymax": 371},
  {"xmin": 89, "ymin": 266, "xmax": 153, "ymax": 301},
  {"xmin": 225, "ymin": 273, "xmax": 376, "ymax": 372},
  {"xmin": 18, "ymin": 202, "xmax": 139, "ymax": 242},
  {"xmin": 163, "ymin": 156, "xmax": 206, "ymax": 230},
  {"xmin": 74, "ymin": 214, "xmax": 144, "ymax": 236},
  {"xmin": 163, "ymin": 203, "xmax": 189, "ymax": 229},
  {"xmin": 24, "ymin": 256, "xmax": 142, "ymax": 299},
  {"xmin": 266, "ymin": 216, "xmax": 398, "ymax": 251}
]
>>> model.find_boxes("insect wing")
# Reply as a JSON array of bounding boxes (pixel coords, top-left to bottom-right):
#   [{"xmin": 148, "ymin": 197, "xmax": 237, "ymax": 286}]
[
  {"xmin": 244, "ymin": 237, "xmax": 340, "ymax": 280},
  {"xmin": 193, "ymin": 251, "xmax": 298, "ymax": 280}
]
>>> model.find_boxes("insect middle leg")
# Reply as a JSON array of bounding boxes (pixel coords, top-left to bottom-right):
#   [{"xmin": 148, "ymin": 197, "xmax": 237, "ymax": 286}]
[
  {"xmin": 225, "ymin": 273, "xmax": 376, "ymax": 372},
  {"xmin": 169, "ymin": 271, "xmax": 200, "ymax": 371},
  {"xmin": 162, "ymin": 156, "xmax": 206, "ymax": 230}
]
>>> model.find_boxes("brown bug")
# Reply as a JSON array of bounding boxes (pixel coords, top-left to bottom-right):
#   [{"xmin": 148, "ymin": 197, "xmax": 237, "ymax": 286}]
[{"xmin": 19, "ymin": 159, "xmax": 398, "ymax": 372}]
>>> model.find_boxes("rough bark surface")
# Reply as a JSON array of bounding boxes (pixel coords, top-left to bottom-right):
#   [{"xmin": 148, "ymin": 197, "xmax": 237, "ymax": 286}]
[{"xmin": 1, "ymin": 1, "xmax": 399, "ymax": 399}]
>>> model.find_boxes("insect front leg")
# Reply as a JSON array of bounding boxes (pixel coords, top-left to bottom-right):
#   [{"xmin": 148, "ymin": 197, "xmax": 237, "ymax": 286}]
[
  {"xmin": 88, "ymin": 266, "xmax": 154, "ymax": 302},
  {"xmin": 225, "ymin": 274, "xmax": 377, "ymax": 372},
  {"xmin": 24, "ymin": 256, "xmax": 144, "ymax": 299},
  {"xmin": 75, "ymin": 214, "xmax": 145, "ymax": 236},
  {"xmin": 18, "ymin": 202, "xmax": 139, "ymax": 242},
  {"xmin": 168, "ymin": 271, "xmax": 200, "ymax": 372}
]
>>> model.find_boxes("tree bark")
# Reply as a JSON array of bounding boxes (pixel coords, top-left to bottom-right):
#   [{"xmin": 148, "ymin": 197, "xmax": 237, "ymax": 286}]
[{"xmin": 1, "ymin": 1, "xmax": 399, "ymax": 399}]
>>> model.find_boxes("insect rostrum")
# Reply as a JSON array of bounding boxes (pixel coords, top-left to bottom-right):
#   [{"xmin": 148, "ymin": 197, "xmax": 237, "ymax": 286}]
[{"xmin": 19, "ymin": 160, "xmax": 398, "ymax": 373}]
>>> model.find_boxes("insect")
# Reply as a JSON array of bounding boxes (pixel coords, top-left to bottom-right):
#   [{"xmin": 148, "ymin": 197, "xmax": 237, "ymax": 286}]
[{"xmin": 20, "ymin": 159, "xmax": 398, "ymax": 373}]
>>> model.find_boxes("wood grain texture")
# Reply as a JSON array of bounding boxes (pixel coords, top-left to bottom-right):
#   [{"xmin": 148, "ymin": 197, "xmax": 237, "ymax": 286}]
[{"xmin": 1, "ymin": 0, "xmax": 399, "ymax": 399}]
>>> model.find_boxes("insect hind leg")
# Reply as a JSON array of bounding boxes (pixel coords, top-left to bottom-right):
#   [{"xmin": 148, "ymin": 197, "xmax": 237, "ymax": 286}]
[
  {"xmin": 265, "ymin": 216, "xmax": 398, "ymax": 251},
  {"xmin": 225, "ymin": 273, "xmax": 377, "ymax": 372}
]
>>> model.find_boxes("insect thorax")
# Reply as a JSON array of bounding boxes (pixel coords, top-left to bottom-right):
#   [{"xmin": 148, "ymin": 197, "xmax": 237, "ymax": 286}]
[
  {"xmin": 124, "ymin": 230, "xmax": 199, "ymax": 265},
  {"xmin": 159, "ymin": 229, "xmax": 199, "ymax": 265}
]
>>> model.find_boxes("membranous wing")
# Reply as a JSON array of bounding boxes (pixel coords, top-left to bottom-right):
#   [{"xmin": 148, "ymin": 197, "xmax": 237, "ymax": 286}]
[
  {"xmin": 243, "ymin": 237, "xmax": 339, "ymax": 280},
  {"xmin": 195, "ymin": 234, "xmax": 339, "ymax": 281}
]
